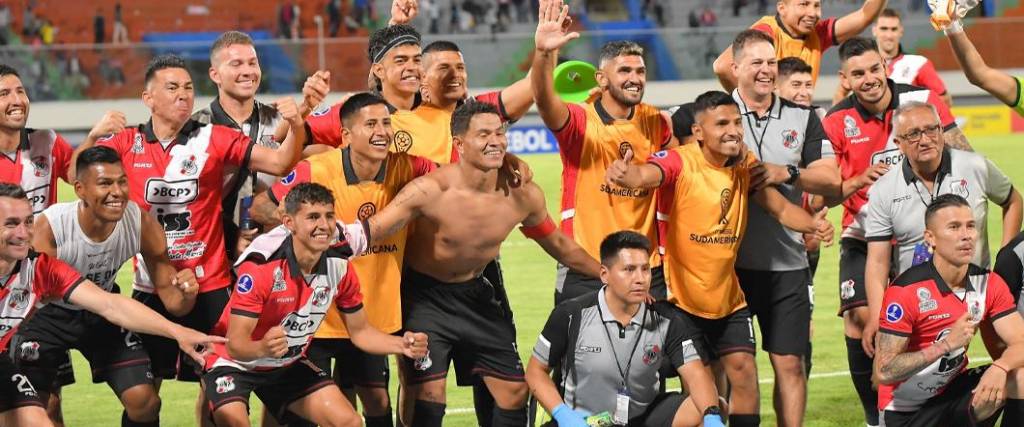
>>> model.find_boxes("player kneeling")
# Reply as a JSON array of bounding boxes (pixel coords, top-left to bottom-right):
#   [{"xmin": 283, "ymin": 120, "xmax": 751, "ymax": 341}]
[
  {"xmin": 527, "ymin": 231, "xmax": 726, "ymax": 427},
  {"xmin": 201, "ymin": 183, "xmax": 427, "ymax": 427}
]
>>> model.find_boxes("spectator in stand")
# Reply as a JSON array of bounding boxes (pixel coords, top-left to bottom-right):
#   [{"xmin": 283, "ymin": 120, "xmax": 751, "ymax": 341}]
[
  {"xmin": 450, "ymin": 0, "xmax": 462, "ymax": 33},
  {"xmin": 38, "ymin": 18, "xmax": 52, "ymax": 45},
  {"xmin": 112, "ymin": 2, "xmax": 127, "ymax": 44},
  {"xmin": 700, "ymin": 6, "xmax": 718, "ymax": 26},
  {"xmin": 278, "ymin": 1, "xmax": 299, "ymax": 39},
  {"xmin": 0, "ymin": 1, "xmax": 10, "ymax": 46},
  {"xmin": 426, "ymin": 0, "xmax": 441, "ymax": 34},
  {"xmin": 644, "ymin": 0, "xmax": 665, "ymax": 27},
  {"xmin": 326, "ymin": 0, "xmax": 340, "ymax": 36},
  {"xmin": 93, "ymin": 7, "xmax": 104, "ymax": 44},
  {"xmin": 23, "ymin": 3, "xmax": 36, "ymax": 38}
]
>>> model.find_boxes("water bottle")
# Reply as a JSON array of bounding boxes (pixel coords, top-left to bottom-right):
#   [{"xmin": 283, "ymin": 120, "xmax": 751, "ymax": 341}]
[{"xmin": 240, "ymin": 196, "xmax": 256, "ymax": 230}]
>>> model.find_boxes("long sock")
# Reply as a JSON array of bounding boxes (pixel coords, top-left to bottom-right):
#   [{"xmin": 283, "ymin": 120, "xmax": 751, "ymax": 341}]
[
  {"xmin": 411, "ymin": 400, "xmax": 445, "ymax": 427},
  {"xmin": 728, "ymin": 414, "xmax": 761, "ymax": 427},
  {"xmin": 492, "ymin": 406, "xmax": 527, "ymax": 427},
  {"xmin": 1000, "ymin": 398, "xmax": 1024, "ymax": 426},
  {"xmin": 473, "ymin": 378, "xmax": 495, "ymax": 427},
  {"xmin": 365, "ymin": 411, "xmax": 394, "ymax": 427},
  {"xmin": 846, "ymin": 337, "xmax": 878, "ymax": 426},
  {"xmin": 121, "ymin": 411, "xmax": 159, "ymax": 427}
]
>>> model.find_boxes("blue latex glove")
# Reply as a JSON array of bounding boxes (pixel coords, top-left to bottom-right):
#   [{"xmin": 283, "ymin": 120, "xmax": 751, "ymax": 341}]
[
  {"xmin": 703, "ymin": 414, "xmax": 726, "ymax": 427},
  {"xmin": 552, "ymin": 403, "xmax": 590, "ymax": 427}
]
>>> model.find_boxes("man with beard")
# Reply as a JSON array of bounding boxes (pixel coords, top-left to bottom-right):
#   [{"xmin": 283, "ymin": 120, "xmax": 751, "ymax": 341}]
[
  {"xmin": 531, "ymin": 0, "xmax": 674, "ymax": 304},
  {"xmin": 605, "ymin": 90, "xmax": 832, "ymax": 427},
  {"xmin": 14, "ymin": 147, "xmax": 200, "ymax": 427},
  {"xmin": 341, "ymin": 101, "xmax": 601, "ymax": 427},
  {"xmin": 713, "ymin": 0, "xmax": 889, "ymax": 91},
  {"xmin": 821, "ymin": 37, "xmax": 968, "ymax": 427}
]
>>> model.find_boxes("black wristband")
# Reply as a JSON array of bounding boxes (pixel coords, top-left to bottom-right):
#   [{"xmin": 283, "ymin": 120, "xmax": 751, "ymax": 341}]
[{"xmin": 703, "ymin": 405, "xmax": 721, "ymax": 416}]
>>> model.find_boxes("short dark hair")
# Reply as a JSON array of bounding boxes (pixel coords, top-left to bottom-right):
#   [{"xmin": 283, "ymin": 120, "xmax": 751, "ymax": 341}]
[
  {"xmin": 599, "ymin": 231, "xmax": 651, "ymax": 266},
  {"xmin": 838, "ymin": 37, "xmax": 880, "ymax": 63},
  {"xmin": 778, "ymin": 57, "xmax": 813, "ymax": 80},
  {"xmin": 693, "ymin": 90, "xmax": 738, "ymax": 118},
  {"xmin": 422, "ymin": 40, "xmax": 461, "ymax": 56},
  {"xmin": 0, "ymin": 183, "xmax": 26, "ymax": 201},
  {"xmin": 368, "ymin": 24, "xmax": 422, "ymax": 64},
  {"xmin": 283, "ymin": 182, "xmax": 335, "ymax": 215},
  {"xmin": 451, "ymin": 101, "xmax": 499, "ymax": 137},
  {"xmin": 340, "ymin": 92, "xmax": 389, "ymax": 128},
  {"xmin": 732, "ymin": 29, "xmax": 775, "ymax": 60},
  {"xmin": 925, "ymin": 194, "xmax": 970, "ymax": 226},
  {"xmin": 598, "ymin": 41, "xmax": 644, "ymax": 64},
  {"xmin": 0, "ymin": 65, "xmax": 19, "ymax": 79},
  {"xmin": 880, "ymin": 8, "xmax": 901, "ymax": 21},
  {"xmin": 210, "ymin": 31, "xmax": 255, "ymax": 63},
  {"xmin": 75, "ymin": 146, "xmax": 122, "ymax": 179},
  {"xmin": 144, "ymin": 54, "xmax": 189, "ymax": 85}
]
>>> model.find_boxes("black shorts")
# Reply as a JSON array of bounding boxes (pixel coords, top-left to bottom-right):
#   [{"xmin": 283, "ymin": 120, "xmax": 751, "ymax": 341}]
[
  {"xmin": 674, "ymin": 306, "xmax": 755, "ymax": 359},
  {"xmin": 133, "ymin": 287, "xmax": 231, "ymax": 381},
  {"xmin": 400, "ymin": 268, "xmax": 524, "ymax": 386},
  {"xmin": 203, "ymin": 358, "xmax": 334, "ymax": 425},
  {"xmin": 628, "ymin": 392, "xmax": 685, "ymax": 427},
  {"xmin": 306, "ymin": 338, "xmax": 389, "ymax": 389},
  {"xmin": 12, "ymin": 304, "xmax": 152, "ymax": 395},
  {"xmin": 556, "ymin": 265, "xmax": 667, "ymax": 304},
  {"xmin": 0, "ymin": 353, "xmax": 43, "ymax": 412},
  {"xmin": 737, "ymin": 268, "xmax": 811, "ymax": 356},
  {"xmin": 838, "ymin": 238, "xmax": 869, "ymax": 315},
  {"xmin": 881, "ymin": 365, "xmax": 1001, "ymax": 427}
]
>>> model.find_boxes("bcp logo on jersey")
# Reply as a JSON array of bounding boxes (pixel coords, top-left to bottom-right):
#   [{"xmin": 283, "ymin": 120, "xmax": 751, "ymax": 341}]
[
  {"xmin": 236, "ymin": 274, "xmax": 255, "ymax": 294},
  {"xmin": 886, "ymin": 303, "xmax": 904, "ymax": 323},
  {"xmin": 145, "ymin": 178, "xmax": 199, "ymax": 205}
]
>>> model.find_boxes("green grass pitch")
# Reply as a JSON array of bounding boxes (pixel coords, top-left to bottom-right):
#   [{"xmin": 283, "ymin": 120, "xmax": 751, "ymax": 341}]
[{"xmin": 53, "ymin": 134, "xmax": 1021, "ymax": 426}]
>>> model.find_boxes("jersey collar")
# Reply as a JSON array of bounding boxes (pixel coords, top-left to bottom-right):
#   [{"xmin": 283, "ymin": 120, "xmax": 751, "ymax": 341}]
[
  {"xmin": 208, "ymin": 97, "xmax": 261, "ymax": 131},
  {"xmin": 926, "ymin": 260, "xmax": 985, "ymax": 295},
  {"xmin": 597, "ymin": 286, "xmax": 646, "ymax": 327},
  {"xmin": 140, "ymin": 119, "xmax": 201, "ymax": 146},
  {"xmin": 852, "ymin": 78, "xmax": 899, "ymax": 122},
  {"xmin": 594, "ymin": 96, "xmax": 636, "ymax": 124},
  {"xmin": 774, "ymin": 14, "xmax": 806, "ymax": 40},
  {"xmin": 281, "ymin": 234, "xmax": 329, "ymax": 282},
  {"xmin": 901, "ymin": 147, "xmax": 952, "ymax": 185},
  {"xmin": 340, "ymin": 146, "xmax": 387, "ymax": 185},
  {"xmin": 1, "ymin": 129, "xmax": 32, "ymax": 162},
  {"xmin": 732, "ymin": 90, "xmax": 782, "ymax": 120}
]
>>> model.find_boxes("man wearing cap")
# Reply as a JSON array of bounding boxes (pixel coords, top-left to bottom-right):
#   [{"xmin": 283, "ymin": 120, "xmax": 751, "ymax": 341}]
[{"xmin": 532, "ymin": 0, "xmax": 676, "ymax": 304}]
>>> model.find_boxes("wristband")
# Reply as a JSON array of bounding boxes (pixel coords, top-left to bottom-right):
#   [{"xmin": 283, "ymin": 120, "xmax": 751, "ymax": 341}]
[
  {"xmin": 520, "ymin": 215, "xmax": 557, "ymax": 240},
  {"xmin": 944, "ymin": 20, "xmax": 964, "ymax": 35},
  {"xmin": 992, "ymin": 363, "xmax": 1010, "ymax": 374}
]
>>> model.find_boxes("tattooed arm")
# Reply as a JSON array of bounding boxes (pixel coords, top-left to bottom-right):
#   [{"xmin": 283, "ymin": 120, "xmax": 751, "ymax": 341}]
[
  {"xmin": 944, "ymin": 127, "xmax": 974, "ymax": 152},
  {"xmin": 362, "ymin": 175, "xmax": 441, "ymax": 244},
  {"xmin": 874, "ymin": 331, "xmax": 951, "ymax": 385}
]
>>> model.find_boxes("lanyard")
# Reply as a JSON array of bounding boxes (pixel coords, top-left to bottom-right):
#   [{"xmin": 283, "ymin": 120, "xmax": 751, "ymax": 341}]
[
  {"xmin": 596, "ymin": 301, "xmax": 647, "ymax": 390},
  {"xmin": 910, "ymin": 171, "xmax": 947, "ymax": 211},
  {"xmin": 743, "ymin": 109, "xmax": 772, "ymax": 160}
]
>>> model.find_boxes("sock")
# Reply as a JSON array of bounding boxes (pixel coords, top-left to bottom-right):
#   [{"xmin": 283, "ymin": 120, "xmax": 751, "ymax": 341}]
[
  {"xmin": 1000, "ymin": 398, "xmax": 1024, "ymax": 426},
  {"xmin": 411, "ymin": 400, "xmax": 445, "ymax": 427},
  {"xmin": 473, "ymin": 378, "xmax": 495, "ymax": 427},
  {"xmin": 121, "ymin": 411, "xmax": 159, "ymax": 427},
  {"xmin": 806, "ymin": 341, "xmax": 814, "ymax": 376},
  {"xmin": 492, "ymin": 406, "xmax": 527, "ymax": 427},
  {"xmin": 728, "ymin": 414, "xmax": 761, "ymax": 427},
  {"xmin": 365, "ymin": 410, "xmax": 394, "ymax": 427},
  {"xmin": 847, "ymin": 337, "xmax": 879, "ymax": 426}
]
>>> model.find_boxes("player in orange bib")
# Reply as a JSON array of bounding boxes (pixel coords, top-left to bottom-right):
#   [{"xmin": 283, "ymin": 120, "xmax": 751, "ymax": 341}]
[
  {"xmin": 531, "ymin": 0, "xmax": 675, "ymax": 304},
  {"xmin": 251, "ymin": 93, "xmax": 433, "ymax": 427},
  {"xmin": 605, "ymin": 91, "xmax": 832, "ymax": 427},
  {"xmin": 713, "ymin": 0, "xmax": 888, "ymax": 91}
]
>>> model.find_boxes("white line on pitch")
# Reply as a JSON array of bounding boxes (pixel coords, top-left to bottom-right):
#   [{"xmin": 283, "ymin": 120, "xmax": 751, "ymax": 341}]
[{"xmin": 444, "ymin": 357, "xmax": 994, "ymax": 416}]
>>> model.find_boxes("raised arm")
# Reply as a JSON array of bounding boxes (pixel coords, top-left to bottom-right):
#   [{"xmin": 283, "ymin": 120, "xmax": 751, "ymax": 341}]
[
  {"xmin": 522, "ymin": 183, "xmax": 600, "ymax": 278},
  {"xmin": 823, "ymin": 162, "xmax": 890, "ymax": 207},
  {"xmin": 834, "ymin": 0, "xmax": 889, "ymax": 43},
  {"xmin": 69, "ymin": 111, "xmax": 127, "ymax": 179},
  {"xmin": 388, "ymin": 0, "xmax": 419, "ymax": 26},
  {"xmin": 248, "ymin": 97, "xmax": 308, "ymax": 176},
  {"xmin": 531, "ymin": 0, "xmax": 580, "ymax": 131},
  {"xmin": 946, "ymin": 28, "xmax": 1020, "ymax": 107},
  {"xmin": 499, "ymin": 72, "xmax": 535, "ymax": 121},
  {"xmin": 139, "ymin": 210, "xmax": 197, "ymax": 317},
  {"xmin": 273, "ymin": 71, "xmax": 331, "ymax": 143}
]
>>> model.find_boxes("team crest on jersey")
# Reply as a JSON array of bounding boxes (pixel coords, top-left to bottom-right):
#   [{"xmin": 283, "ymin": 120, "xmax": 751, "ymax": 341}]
[
  {"xmin": 840, "ymin": 279, "xmax": 856, "ymax": 300},
  {"xmin": 29, "ymin": 156, "xmax": 49, "ymax": 177},
  {"xmin": 781, "ymin": 129, "xmax": 800, "ymax": 149},
  {"xmin": 7, "ymin": 288, "xmax": 30, "ymax": 310},
  {"xmin": 179, "ymin": 155, "xmax": 199, "ymax": 176},
  {"xmin": 17, "ymin": 341, "xmax": 39, "ymax": 361},
  {"xmin": 642, "ymin": 344, "xmax": 660, "ymax": 366},
  {"xmin": 215, "ymin": 375, "xmax": 235, "ymax": 394},
  {"xmin": 236, "ymin": 274, "xmax": 255, "ymax": 294},
  {"xmin": 949, "ymin": 178, "xmax": 970, "ymax": 198},
  {"xmin": 918, "ymin": 288, "xmax": 937, "ymax": 313},
  {"xmin": 357, "ymin": 202, "xmax": 376, "ymax": 221},
  {"xmin": 131, "ymin": 134, "xmax": 145, "ymax": 154},
  {"xmin": 394, "ymin": 131, "xmax": 413, "ymax": 153},
  {"xmin": 311, "ymin": 104, "xmax": 331, "ymax": 117},
  {"xmin": 272, "ymin": 267, "xmax": 287, "ymax": 292},
  {"xmin": 618, "ymin": 142, "xmax": 634, "ymax": 159},
  {"xmin": 844, "ymin": 115, "xmax": 861, "ymax": 138},
  {"xmin": 718, "ymin": 188, "xmax": 733, "ymax": 225},
  {"xmin": 311, "ymin": 285, "xmax": 330, "ymax": 307}
]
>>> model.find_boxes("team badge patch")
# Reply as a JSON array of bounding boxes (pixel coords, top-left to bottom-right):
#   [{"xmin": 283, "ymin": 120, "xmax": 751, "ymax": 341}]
[
  {"xmin": 272, "ymin": 267, "xmax": 286, "ymax": 292},
  {"xmin": 413, "ymin": 351, "xmax": 433, "ymax": 371},
  {"xmin": 311, "ymin": 286, "xmax": 330, "ymax": 307},
  {"xmin": 131, "ymin": 133, "xmax": 145, "ymax": 153},
  {"xmin": 18, "ymin": 341, "xmax": 39, "ymax": 361},
  {"xmin": 885, "ymin": 303, "xmax": 904, "ymax": 323},
  {"xmin": 180, "ymin": 155, "xmax": 199, "ymax": 176},
  {"xmin": 949, "ymin": 178, "xmax": 970, "ymax": 198},
  {"xmin": 618, "ymin": 142, "xmax": 634, "ymax": 159},
  {"xmin": 394, "ymin": 131, "xmax": 413, "ymax": 153},
  {"xmin": 236, "ymin": 274, "xmax": 255, "ymax": 294},
  {"xmin": 215, "ymin": 375, "xmax": 235, "ymax": 394},
  {"xmin": 642, "ymin": 344, "xmax": 660, "ymax": 366},
  {"xmin": 8, "ymin": 288, "xmax": 29, "ymax": 310},
  {"xmin": 917, "ymin": 287, "xmax": 937, "ymax": 313},
  {"xmin": 30, "ymin": 156, "xmax": 49, "ymax": 177},
  {"xmin": 844, "ymin": 115, "xmax": 861, "ymax": 138},
  {"xmin": 781, "ymin": 129, "xmax": 800, "ymax": 149},
  {"xmin": 840, "ymin": 279, "xmax": 856, "ymax": 300},
  {"xmin": 357, "ymin": 202, "xmax": 376, "ymax": 221}
]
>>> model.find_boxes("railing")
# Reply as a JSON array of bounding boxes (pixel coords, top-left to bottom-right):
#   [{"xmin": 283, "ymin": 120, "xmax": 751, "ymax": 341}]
[{"xmin": 6, "ymin": 16, "xmax": 1024, "ymax": 101}]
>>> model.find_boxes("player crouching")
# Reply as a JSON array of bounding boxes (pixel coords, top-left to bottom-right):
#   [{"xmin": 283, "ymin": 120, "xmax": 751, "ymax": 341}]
[{"xmin": 201, "ymin": 183, "xmax": 427, "ymax": 427}]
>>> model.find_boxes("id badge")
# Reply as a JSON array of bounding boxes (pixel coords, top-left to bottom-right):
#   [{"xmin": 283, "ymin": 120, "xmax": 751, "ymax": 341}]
[
  {"xmin": 912, "ymin": 242, "xmax": 933, "ymax": 267},
  {"xmin": 614, "ymin": 388, "xmax": 630, "ymax": 425}
]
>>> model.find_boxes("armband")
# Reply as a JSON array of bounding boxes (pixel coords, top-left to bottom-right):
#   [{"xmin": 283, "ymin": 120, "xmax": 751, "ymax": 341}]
[{"xmin": 520, "ymin": 216, "xmax": 557, "ymax": 240}]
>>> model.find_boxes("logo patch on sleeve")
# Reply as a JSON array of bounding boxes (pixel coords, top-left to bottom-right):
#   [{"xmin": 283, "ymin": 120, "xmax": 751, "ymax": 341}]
[
  {"xmin": 236, "ymin": 274, "xmax": 255, "ymax": 294},
  {"xmin": 885, "ymin": 303, "xmax": 904, "ymax": 323}
]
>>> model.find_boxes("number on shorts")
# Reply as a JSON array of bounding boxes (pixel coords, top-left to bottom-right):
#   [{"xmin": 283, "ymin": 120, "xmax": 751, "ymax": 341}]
[{"xmin": 11, "ymin": 374, "xmax": 36, "ymax": 394}]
